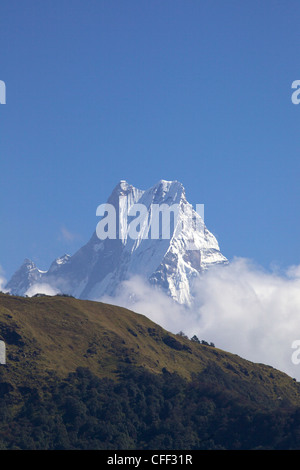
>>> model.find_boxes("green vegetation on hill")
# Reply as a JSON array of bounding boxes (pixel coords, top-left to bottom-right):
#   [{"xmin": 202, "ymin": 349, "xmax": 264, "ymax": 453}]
[
  {"xmin": 1, "ymin": 365, "xmax": 300, "ymax": 450},
  {"xmin": 1, "ymin": 292, "xmax": 300, "ymax": 449}
]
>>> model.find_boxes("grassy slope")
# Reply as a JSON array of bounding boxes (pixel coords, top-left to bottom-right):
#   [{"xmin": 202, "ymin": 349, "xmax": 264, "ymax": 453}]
[{"xmin": 0, "ymin": 292, "xmax": 299, "ymax": 407}]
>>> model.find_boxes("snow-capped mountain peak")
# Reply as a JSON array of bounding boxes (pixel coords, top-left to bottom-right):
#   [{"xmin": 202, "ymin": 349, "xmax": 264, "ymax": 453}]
[
  {"xmin": 48, "ymin": 254, "xmax": 71, "ymax": 274},
  {"xmin": 6, "ymin": 259, "xmax": 44, "ymax": 296},
  {"xmin": 6, "ymin": 180, "xmax": 227, "ymax": 305}
]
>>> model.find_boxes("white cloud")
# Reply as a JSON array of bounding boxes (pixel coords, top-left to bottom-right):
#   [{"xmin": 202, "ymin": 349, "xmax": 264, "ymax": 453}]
[
  {"xmin": 99, "ymin": 258, "xmax": 300, "ymax": 380},
  {"xmin": 25, "ymin": 283, "xmax": 61, "ymax": 297},
  {"xmin": 100, "ymin": 275, "xmax": 194, "ymax": 334},
  {"xmin": 60, "ymin": 226, "xmax": 78, "ymax": 242},
  {"xmin": 190, "ymin": 258, "xmax": 300, "ymax": 379},
  {"xmin": 0, "ymin": 265, "xmax": 9, "ymax": 293}
]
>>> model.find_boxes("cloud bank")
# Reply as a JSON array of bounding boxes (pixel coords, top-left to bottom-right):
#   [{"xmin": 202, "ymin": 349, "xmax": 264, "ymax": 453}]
[
  {"xmin": 100, "ymin": 258, "xmax": 300, "ymax": 380},
  {"xmin": 25, "ymin": 283, "xmax": 61, "ymax": 297},
  {"xmin": 0, "ymin": 266, "xmax": 9, "ymax": 293}
]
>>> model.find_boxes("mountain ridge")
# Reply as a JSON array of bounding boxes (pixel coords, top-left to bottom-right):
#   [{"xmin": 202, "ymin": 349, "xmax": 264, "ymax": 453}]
[
  {"xmin": 0, "ymin": 292, "xmax": 299, "ymax": 406},
  {"xmin": 1, "ymin": 293, "xmax": 300, "ymax": 450}
]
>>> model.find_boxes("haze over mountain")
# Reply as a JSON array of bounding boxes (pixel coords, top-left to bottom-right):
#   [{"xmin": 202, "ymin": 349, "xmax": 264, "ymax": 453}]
[{"xmin": 6, "ymin": 180, "xmax": 227, "ymax": 305}]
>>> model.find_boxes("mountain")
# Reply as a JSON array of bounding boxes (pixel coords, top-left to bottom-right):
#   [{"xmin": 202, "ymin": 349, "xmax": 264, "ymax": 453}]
[
  {"xmin": 6, "ymin": 180, "xmax": 227, "ymax": 305},
  {"xmin": 1, "ymin": 293, "xmax": 300, "ymax": 450},
  {"xmin": 0, "ymin": 292, "xmax": 299, "ymax": 400}
]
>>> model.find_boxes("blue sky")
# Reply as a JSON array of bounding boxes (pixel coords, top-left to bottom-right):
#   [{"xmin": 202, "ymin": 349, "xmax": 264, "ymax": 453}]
[{"xmin": 1, "ymin": 0, "xmax": 300, "ymax": 280}]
